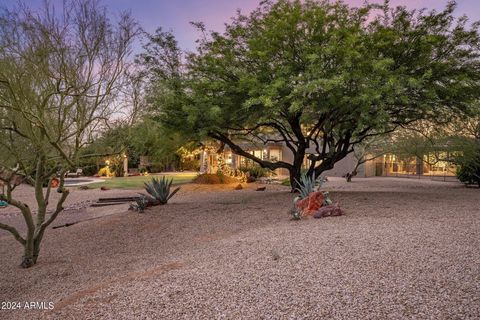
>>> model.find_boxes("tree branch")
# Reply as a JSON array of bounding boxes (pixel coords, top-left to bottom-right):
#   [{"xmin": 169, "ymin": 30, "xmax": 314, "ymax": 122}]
[
  {"xmin": 0, "ymin": 222, "xmax": 26, "ymax": 246},
  {"xmin": 209, "ymin": 131, "xmax": 293, "ymax": 170}
]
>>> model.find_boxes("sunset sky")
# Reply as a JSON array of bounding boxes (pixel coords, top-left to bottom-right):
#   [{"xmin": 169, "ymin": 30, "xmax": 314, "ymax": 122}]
[{"xmin": 6, "ymin": 0, "xmax": 480, "ymax": 51}]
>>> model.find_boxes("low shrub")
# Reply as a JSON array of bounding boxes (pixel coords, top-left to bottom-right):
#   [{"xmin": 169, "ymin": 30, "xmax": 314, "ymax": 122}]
[
  {"xmin": 98, "ymin": 166, "xmax": 114, "ymax": 177},
  {"xmin": 129, "ymin": 195, "xmax": 148, "ymax": 213},
  {"xmin": 193, "ymin": 173, "xmax": 240, "ymax": 184},
  {"xmin": 240, "ymin": 166, "xmax": 272, "ymax": 179},
  {"xmin": 80, "ymin": 164, "xmax": 98, "ymax": 177},
  {"xmin": 456, "ymin": 148, "xmax": 480, "ymax": 187}
]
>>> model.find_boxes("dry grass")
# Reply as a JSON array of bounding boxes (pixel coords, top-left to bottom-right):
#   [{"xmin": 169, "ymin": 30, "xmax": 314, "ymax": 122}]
[{"xmin": 193, "ymin": 173, "xmax": 241, "ymax": 184}]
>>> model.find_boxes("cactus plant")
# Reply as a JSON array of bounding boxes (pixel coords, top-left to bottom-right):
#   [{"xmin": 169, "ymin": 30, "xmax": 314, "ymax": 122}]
[{"xmin": 144, "ymin": 176, "xmax": 180, "ymax": 205}]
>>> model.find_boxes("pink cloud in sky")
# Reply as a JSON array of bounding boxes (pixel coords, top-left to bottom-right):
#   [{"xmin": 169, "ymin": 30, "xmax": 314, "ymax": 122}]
[
  {"xmin": 129, "ymin": 0, "xmax": 480, "ymax": 50},
  {"xmin": 10, "ymin": 0, "xmax": 480, "ymax": 50}
]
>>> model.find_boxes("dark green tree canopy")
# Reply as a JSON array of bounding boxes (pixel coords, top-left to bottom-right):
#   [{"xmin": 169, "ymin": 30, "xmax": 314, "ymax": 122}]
[{"xmin": 141, "ymin": 0, "xmax": 480, "ymax": 187}]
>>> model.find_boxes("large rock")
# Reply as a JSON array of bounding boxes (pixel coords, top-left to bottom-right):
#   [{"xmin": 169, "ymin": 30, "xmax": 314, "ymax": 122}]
[
  {"xmin": 295, "ymin": 191, "xmax": 325, "ymax": 217},
  {"xmin": 313, "ymin": 203, "xmax": 344, "ymax": 218}
]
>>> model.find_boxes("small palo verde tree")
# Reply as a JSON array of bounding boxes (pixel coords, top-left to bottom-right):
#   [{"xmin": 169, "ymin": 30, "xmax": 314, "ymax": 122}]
[
  {"xmin": 0, "ymin": 0, "xmax": 137, "ymax": 268},
  {"xmin": 346, "ymin": 135, "xmax": 394, "ymax": 182},
  {"xmin": 141, "ymin": 0, "xmax": 480, "ymax": 191}
]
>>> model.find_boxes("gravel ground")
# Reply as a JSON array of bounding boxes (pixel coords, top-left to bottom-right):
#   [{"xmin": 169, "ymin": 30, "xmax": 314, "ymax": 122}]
[
  {"xmin": 0, "ymin": 185, "xmax": 141, "ymax": 235},
  {"xmin": 0, "ymin": 177, "xmax": 479, "ymax": 319}
]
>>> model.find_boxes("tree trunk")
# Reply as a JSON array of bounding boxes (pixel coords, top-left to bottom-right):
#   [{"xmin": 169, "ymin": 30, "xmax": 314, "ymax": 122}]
[
  {"xmin": 289, "ymin": 154, "xmax": 304, "ymax": 192},
  {"xmin": 0, "ymin": 166, "xmax": 69, "ymax": 268},
  {"xmin": 32, "ymin": 233, "xmax": 44, "ymax": 264},
  {"xmin": 21, "ymin": 237, "xmax": 35, "ymax": 268},
  {"xmin": 289, "ymin": 168, "xmax": 301, "ymax": 192}
]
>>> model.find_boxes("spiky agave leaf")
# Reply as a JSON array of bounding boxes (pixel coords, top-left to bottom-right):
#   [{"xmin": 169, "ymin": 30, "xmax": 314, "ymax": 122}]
[
  {"xmin": 294, "ymin": 172, "xmax": 317, "ymax": 199},
  {"xmin": 144, "ymin": 176, "xmax": 181, "ymax": 204},
  {"xmin": 167, "ymin": 186, "xmax": 181, "ymax": 201}
]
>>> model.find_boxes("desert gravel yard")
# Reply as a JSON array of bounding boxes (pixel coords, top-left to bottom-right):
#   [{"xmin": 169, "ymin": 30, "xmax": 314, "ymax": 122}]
[{"xmin": 1, "ymin": 177, "xmax": 479, "ymax": 319}]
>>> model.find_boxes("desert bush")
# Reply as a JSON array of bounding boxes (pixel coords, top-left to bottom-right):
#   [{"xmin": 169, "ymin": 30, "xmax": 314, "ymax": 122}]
[
  {"xmin": 456, "ymin": 147, "xmax": 480, "ymax": 187},
  {"xmin": 193, "ymin": 173, "xmax": 240, "ymax": 184},
  {"xmin": 240, "ymin": 166, "xmax": 272, "ymax": 179},
  {"xmin": 294, "ymin": 173, "xmax": 318, "ymax": 198},
  {"xmin": 129, "ymin": 195, "xmax": 148, "ymax": 213},
  {"xmin": 79, "ymin": 164, "xmax": 98, "ymax": 177},
  {"xmin": 98, "ymin": 167, "xmax": 114, "ymax": 177}
]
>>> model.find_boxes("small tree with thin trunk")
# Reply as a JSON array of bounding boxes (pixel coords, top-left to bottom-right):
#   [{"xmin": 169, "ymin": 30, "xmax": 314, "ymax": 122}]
[
  {"xmin": 0, "ymin": 0, "xmax": 137, "ymax": 268},
  {"xmin": 346, "ymin": 135, "xmax": 392, "ymax": 182}
]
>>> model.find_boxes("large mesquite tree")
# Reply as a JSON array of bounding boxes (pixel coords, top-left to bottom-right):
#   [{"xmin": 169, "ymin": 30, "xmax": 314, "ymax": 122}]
[
  {"xmin": 0, "ymin": 0, "xmax": 137, "ymax": 268},
  {"xmin": 143, "ymin": 0, "xmax": 480, "ymax": 189}
]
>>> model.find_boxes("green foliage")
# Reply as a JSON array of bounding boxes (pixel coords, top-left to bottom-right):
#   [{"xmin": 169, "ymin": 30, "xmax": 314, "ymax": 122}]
[
  {"xmin": 141, "ymin": 0, "xmax": 480, "ymax": 188},
  {"xmin": 129, "ymin": 118, "xmax": 188, "ymax": 163},
  {"xmin": 294, "ymin": 173, "xmax": 316, "ymax": 199},
  {"xmin": 144, "ymin": 176, "xmax": 181, "ymax": 204},
  {"xmin": 0, "ymin": 0, "xmax": 136, "ymax": 267},
  {"xmin": 98, "ymin": 167, "xmax": 114, "ymax": 177},
  {"xmin": 240, "ymin": 166, "xmax": 272, "ymax": 179},
  {"xmin": 294, "ymin": 173, "xmax": 324, "ymax": 199},
  {"xmin": 76, "ymin": 161, "xmax": 98, "ymax": 177},
  {"xmin": 215, "ymin": 155, "xmax": 247, "ymax": 182},
  {"xmin": 456, "ymin": 144, "xmax": 480, "ymax": 186},
  {"xmin": 88, "ymin": 173, "xmax": 195, "ymax": 189},
  {"xmin": 80, "ymin": 116, "xmax": 191, "ymax": 174}
]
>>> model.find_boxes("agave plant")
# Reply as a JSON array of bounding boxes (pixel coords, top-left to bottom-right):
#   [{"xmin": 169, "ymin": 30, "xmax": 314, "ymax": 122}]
[
  {"xmin": 294, "ymin": 172, "xmax": 316, "ymax": 198},
  {"xmin": 294, "ymin": 172, "xmax": 327, "ymax": 199},
  {"xmin": 144, "ymin": 176, "xmax": 180, "ymax": 205}
]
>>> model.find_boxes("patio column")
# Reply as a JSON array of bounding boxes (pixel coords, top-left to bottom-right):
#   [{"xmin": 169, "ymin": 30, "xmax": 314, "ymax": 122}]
[
  {"xmin": 199, "ymin": 149, "xmax": 207, "ymax": 173},
  {"xmin": 123, "ymin": 154, "xmax": 128, "ymax": 177}
]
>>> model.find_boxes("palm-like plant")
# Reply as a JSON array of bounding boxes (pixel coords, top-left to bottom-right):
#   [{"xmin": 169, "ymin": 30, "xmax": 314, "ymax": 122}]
[{"xmin": 144, "ymin": 176, "xmax": 181, "ymax": 205}]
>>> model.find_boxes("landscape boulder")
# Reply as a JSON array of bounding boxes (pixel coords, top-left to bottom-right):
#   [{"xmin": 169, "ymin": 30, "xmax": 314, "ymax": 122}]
[
  {"xmin": 313, "ymin": 203, "xmax": 344, "ymax": 218},
  {"xmin": 295, "ymin": 191, "xmax": 325, "ymax": 216}
]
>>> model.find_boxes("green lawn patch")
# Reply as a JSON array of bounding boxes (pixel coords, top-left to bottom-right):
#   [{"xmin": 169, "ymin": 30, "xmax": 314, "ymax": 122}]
[{"xmin": 87, "ymin": 173, "xmax": 196, "ymax": 190}]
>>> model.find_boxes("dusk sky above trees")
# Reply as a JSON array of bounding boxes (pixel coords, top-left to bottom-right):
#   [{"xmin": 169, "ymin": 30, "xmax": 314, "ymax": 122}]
[{"xmin": 12, "ymin": 0, "xmax": 480, "ymax": 50}]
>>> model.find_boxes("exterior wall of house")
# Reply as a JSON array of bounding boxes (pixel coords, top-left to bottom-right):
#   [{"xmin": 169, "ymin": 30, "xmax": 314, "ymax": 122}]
[
  {"xmin": 362, "ymin": 153, "xmax": 457, "ymax": 178},
  {"xmin": 202, "ymin": 142, "xmax": 359, "ymax": 178},
  {"xmin": 362, "ymin": 158, "xmax": 377, "ymax": 177},
  {"xmin": 323, "ymin": 153, "xmax": 358, "ymax": 177},
  {"xmin": 280, "ymin": 145, "xmax": 357, "ymax": 178}
]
